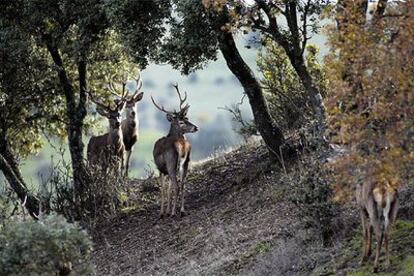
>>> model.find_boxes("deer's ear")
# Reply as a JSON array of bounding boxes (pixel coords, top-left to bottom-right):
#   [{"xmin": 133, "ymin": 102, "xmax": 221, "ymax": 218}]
[
  {"xmin": 134, "ymin": 92, "xmax": 144, "ymax": 102},
  {"xmin": 166, "ymin": 114, "xmax": 174, "ymax": 122},
  {"xmin": 181, "ymin": 105, "xmax": 190, "ymax": 116}
]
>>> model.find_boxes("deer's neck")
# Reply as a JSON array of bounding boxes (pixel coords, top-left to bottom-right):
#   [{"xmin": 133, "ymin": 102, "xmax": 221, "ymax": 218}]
[
  {"xmin": 126, "ymin": 116, "xmax": 138, "ymax": 129},
  {"xmin": 167, "ymin": 125, "xmax": 184, "ymax": 140},
  {"xmin": 108, "ymin": 128, "xmax": 123, "ymax": 146}
]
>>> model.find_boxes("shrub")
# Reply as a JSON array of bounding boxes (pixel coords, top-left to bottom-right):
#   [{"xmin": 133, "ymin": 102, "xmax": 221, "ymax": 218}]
[
  {"xmin": 0, "ymin": 214, "xmax": 93, "ymax": 275},
  {"xmin": 42, "ymin": 154, "xmax": 127, "ymax": 229},
  {"xmin": 282, "ymin": 127, "xmax": 340, "ymax": 246},
  {"xmin": 257, "ymin": 41, "xmax": 327, "ymax": 132}
]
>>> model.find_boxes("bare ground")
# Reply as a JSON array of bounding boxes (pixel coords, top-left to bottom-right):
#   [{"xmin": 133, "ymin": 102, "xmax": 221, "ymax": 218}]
[
  {"xmin": 92, "ymin": 142, "xmax": 305, "ymax": 275},
  {"xmin": 91, "ymin": 141, "xmax": 414, "ymax": 276}
]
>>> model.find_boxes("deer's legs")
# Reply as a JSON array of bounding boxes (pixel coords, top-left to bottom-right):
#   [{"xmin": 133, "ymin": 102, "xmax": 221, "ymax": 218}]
[
  {"xmin": 367, "ymin": 225, "xmax": 372, "ymax": 258},
  {"xmin": 170, "ymin": 176, "xmax": 179, "ymax": 217},
  {"xmin": 373, "ymin": 226, "xmax": 383, "ymax": 273},
  {"xmin": 166, "ymin": 178, "xmax": 172, "ymax": 215},
  {"xmin": 179, "ymin": 181, "xmax": 186, "ymax": 216},
  {"xmin": 124, "ymin": 150, "xmax": 132, "ymax": 178},
  {"xmin": 179, "ymin": 156, "xmax": 189, "ymax": 217},
  {"xmin": 384, "ymin": 231, "xmax": 390, "ymax": 268},
  {"xmin": 360, "ymin": 209, "xmax": 370, "ymax": 263},
  {"xmin": 159, "ymin": 175, "xmax": 166, "ymax": 218},
  {"xmin": 372, "ymin": 204, "xmax": 383, "ymax": 273},
  {"xmin": 361, "ymin": 210, "xmax": 367, "ymax": 262},
  {"xmin": 384, "ymin": 194, "xmax": 399, "ymax": 268}
]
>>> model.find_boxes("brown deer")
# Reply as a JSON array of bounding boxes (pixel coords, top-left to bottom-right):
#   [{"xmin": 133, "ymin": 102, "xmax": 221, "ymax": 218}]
[
  {"xmin": 356, "ymin": 180, "xmax": 399, "ymax": 273},
  {"xmin": 87, "ymin": 90, "xmax": 126, "ymax": 172},
  {"xmin": 151, "ymin": 84, "xmax": 198, "ymax": 217},
  {"xmin": 110, "ymin": 74, "xmax": 144, "ymax": 177}
]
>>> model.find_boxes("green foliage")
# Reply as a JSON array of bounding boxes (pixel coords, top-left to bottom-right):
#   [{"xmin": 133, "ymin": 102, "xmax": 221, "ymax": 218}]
[
  {"xmin": 0, "ymin": 18, "xmax": 65, "ymax": 157},
  {"xmin": 0, "ymin": 214, "xmax": 93, "ymax": 275},
  {"xmin": 157, "ymin": 0, "xmax": 221, "ymax": 74},
  {"xmin": 257, "ymin": 41, "xmax": 327, "ymax": 131},
  {"xmin": 282, "ymin": 131, "xmax": 339, "ymax": 246},
  {"xmin": 0, "ymin": 0, "xmax": 135, "ymax": 158},
  {"xmin": 326, "ymin": 1, "xmax": 414, "ymax": 198},
  {"xmin": 107, "ymin": 0, "xmax": 171, "ymax": 68},
  {"xmin": 0, "ymin": 189, "xmax": 19, "ymax": 224}
]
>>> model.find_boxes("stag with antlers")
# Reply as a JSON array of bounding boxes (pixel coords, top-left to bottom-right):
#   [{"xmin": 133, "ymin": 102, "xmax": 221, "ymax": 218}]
[
  {"xmin": 152, "ymin": 84, "xmax": 198, "ymax": 218},
  {"xmin": 109, "ymin": 73, "xmax": 144, "ymax": 177},
  {"xmin": 87, "ymin": 89, "xmax": 127, "ymax": 172}
]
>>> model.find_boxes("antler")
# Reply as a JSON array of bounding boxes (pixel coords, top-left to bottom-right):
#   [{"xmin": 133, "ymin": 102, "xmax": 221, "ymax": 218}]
[
  {"xmin": 108, "ymin": 74, "xmax": 128, "ymax": 100},
  {"xmin": 87, "ymin": 89, "xmax": 125, "ymax": 113},
  {"xmin": 151, "ymin": 96, "xmax": 174, "ymax": 115},
  {"xmin": 130, "ymin": 72, "xmax": 143, "ymax": 99},
  {"xmin": 152, "ymin": 83, "xmax": 190, "ymax": 116},
  {"xmin": 173, "ymin": 83, "xmax": 188, "ymax": 111},
  {"xmin": 87, "ymin": 90, "xmax": 112, "ymax": 111},
  {"xmin": 108, "ymin": 71, "xmax": 143, "ymax": 102}
]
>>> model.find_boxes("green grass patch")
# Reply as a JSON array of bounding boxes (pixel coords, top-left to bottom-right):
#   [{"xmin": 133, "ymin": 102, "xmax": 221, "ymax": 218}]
[
  {"xmin": 254, "ymin": 241, "xmax": 272, "ymax": 254},
  {"xmin": 312, "ymin": 220, "xmax": 414, "ymax": 276},
  {"xmin": 319, "ymin": 220, "xmax": 414, "ymax": 276}
]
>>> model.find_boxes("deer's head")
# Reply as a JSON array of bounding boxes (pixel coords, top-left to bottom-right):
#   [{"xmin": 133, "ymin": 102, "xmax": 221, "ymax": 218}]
[
  {"xmin": 151, "ymin": 84, "xmax": 198, "ymax": 134},
  {"xmin": 88, "ymin": 88, "xmax": 126, "ymax": 131},
  {"xmin": 109, "ymin": 72, "xmax": 145, "ymax": 120},
  {"xmin": 96, "ymin": 103, "xmax": 125, "ymax": 130}
]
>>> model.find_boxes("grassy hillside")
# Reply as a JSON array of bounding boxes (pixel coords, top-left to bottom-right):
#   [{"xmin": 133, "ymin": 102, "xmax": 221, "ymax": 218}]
[{"xmin": 91, "ymin": 141, "xmax": 414, "ymax": 275}]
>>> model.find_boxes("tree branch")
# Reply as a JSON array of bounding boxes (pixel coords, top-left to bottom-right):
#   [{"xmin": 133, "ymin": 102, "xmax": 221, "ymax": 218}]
[
  {"xmin": 0, "ymin": 153, "xmax": 40, "ymax": 219},
  {"xmin": 77, "ymin": 57, "xmax": 88, "ymax": 120},
  {"xmin": 285, "ymin": 0, "xmax": 301, "ymax": 54},
  {"xmin": 301, "ymin": 0, "xmax": 311, "ymax": 55}
]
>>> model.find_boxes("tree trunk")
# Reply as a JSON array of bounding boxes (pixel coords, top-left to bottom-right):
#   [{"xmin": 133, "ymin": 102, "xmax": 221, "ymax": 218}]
[
  {"xmin": 258, "ymin": 0, "xmax": 327, "ymax": 130},
  {"xmin": 0, "ymin": 153, "xmax": 40, "ymax": 219},
  {"xmin": 217, "ymin": 31, "xmax": 285, "ymax": 155},
  {"xmin": 286, "ymin": 53, "xmax": 326, "ymax": 128},
  {"xmin": 0, "ymin": 131, "xmax": 26, "ymax": 186},
  {"xmin": 46, "ymin": 42, "xmax": 88, "ymax": 197}
]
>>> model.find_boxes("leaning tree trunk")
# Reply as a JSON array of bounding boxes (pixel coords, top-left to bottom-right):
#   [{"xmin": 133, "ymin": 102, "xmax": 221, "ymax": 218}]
[
  {"xmin": 0, "ymin": 131, "xmax": 26, "ymax": 186},
  {"xmin": 217, "ymin": 31, "xmax": 285, "ymax": 155},
  {"xmin": 0, "ymin": 153, "xmax": 40, "ymax": 219},
  {"xmin": 0, "ymin": 130, "xmax": 41, "ymax": 218}
]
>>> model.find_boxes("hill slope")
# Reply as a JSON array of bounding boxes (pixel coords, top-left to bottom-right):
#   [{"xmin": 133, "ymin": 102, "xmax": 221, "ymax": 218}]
[{"xmin": 92, "ymin": 141, "xmax": 414, "ymax": 275}]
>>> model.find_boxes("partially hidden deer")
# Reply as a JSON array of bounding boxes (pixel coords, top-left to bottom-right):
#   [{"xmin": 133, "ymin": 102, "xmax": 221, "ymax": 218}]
[
  {"xmin": 151, "ymin": 84, "xmax": 198, "ymax": 217},
  {"xmin": 356, "ymin": 180, "xmax": 399, "ymax": 273},
  {"xmin": 110, "ymin": 74, "xmax": 144, "ymax": 177},
  {"xmin": 87, "ymin": 90, "xmax": 126, "ymax": 172}
]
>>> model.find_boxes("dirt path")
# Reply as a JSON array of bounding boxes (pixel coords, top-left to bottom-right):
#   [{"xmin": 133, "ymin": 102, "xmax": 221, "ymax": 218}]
[{"xmin": 92, "ymin": 143, "xmax": 301, "ymax": 275}]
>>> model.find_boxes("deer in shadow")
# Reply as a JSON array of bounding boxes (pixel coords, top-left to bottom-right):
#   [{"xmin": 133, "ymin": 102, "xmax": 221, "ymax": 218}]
[
  {"xmin": 109, "ymin": 73, "xmax": 144, "ymax": 177},
  {"xmin": 87, "ymin": 90, "xmax": 127, "ymax": 173},
  {"xmin": 357, "ymin": 180, "xmax": 399, "ymax": 273},
  {"xmin": 151, "ymin": 84, "xmax": 198, "ymax": 218}
]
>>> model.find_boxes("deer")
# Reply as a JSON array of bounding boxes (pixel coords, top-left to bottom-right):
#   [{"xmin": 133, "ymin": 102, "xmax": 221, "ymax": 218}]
[
  {"xmin": 356, "ymin": 180, "xmax": 399, "ymax": 273},
  {"xmin": 87, "ymin": 89, "xmax": 127, "ymax": 172},
  {"xmin": 109, "ymin": 73, "xmax": 144, "ymax": 177},
  {"xmin": 151, "ymin": 84, "xmax": 198, "ymax": 218}
]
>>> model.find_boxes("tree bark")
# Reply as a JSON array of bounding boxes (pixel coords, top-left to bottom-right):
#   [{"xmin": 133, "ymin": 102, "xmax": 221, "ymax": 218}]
[
  {"xmin": 0, "ymin": 131, "xmax": 26, "ymax": 186},
  {"xmin": 255, "ymin": 0, "xmax": 327, "ymax": 129},
  {"xmin": 0, "ymin": 153, "xmax": 40, "ymax": 219},
  {"xmin": 217, "ymin": 31, "xmax": 285, "ymax": 155},
  {"xmin": 266, "ymin": 24, "xmax": 326, "ymax": 129},
  {"xmin": 46, "ymin": 42, "xmax": 89, "ymax": 197},
  {"xmin": 285, "ymin": 51, "xmax": 326, "ymax": 128}
]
